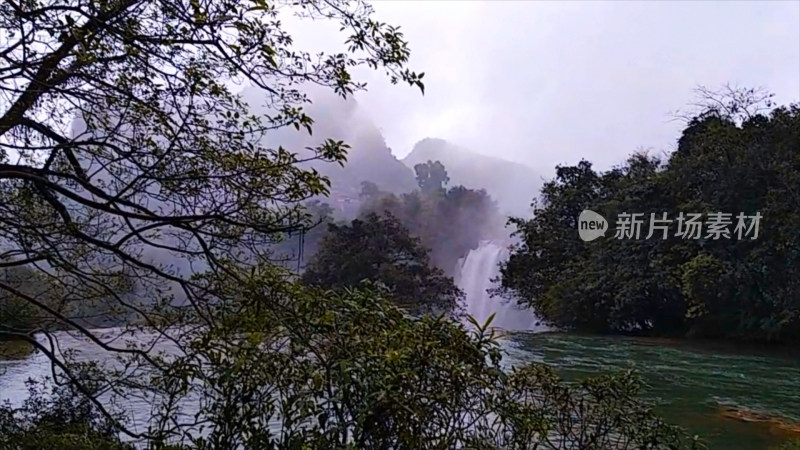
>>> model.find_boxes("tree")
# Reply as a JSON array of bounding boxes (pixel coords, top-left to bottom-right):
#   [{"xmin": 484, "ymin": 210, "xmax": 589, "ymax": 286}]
[
  {"xmin": 141, "ymin": 266, "xmax": 703, "ymax": 449},
  {"xmin": 301, "ymin": 212, "xmax": 463, "ymax": 314},
  {"xmin": 0, "ymin": 267, "xmax": 46, "ymax": 335},
  {"xmin": 0, "ymin": 0, "xmax": 423, "ymax": 439},
  {"xmin": 501, "ymin": 87, "xmax": 800, "ymax": 342},
  {"xmin": 0, "ymin": 261, "xmax": 702, "ymax": 449},
  {"xmin": 414, "ymin": 160, "xmax": 450, "ymax": 193}
]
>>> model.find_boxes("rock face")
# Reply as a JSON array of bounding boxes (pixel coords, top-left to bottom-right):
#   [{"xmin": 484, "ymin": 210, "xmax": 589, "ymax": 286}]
[{"xmin": 402, "ymin": 138, "xmax": 542, "ymax": 217}]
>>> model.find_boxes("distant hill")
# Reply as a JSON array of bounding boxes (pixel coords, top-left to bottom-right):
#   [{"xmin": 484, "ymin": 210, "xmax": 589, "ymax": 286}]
[
  {"xmin": 239, "ymin": 88, "xmax": 544, "ymax": 218},
  {"xmin": 402, "ymin": 138, "xmax": 542, "ymax": 217},
  {"xmin": 241, "ymin": 87, "xmax": 416, "ymax": 217}
]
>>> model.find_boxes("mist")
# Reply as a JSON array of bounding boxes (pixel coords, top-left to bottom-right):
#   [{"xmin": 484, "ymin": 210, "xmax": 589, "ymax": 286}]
[{"xmin": 248, "ymin": 1, "xmax": 799, "ymax": 229}]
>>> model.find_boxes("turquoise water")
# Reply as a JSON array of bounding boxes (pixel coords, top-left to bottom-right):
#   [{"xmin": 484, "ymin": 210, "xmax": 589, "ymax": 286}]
[{"xmin": 503, "ymin": 332, "xmax": 800, "ymax": 449}]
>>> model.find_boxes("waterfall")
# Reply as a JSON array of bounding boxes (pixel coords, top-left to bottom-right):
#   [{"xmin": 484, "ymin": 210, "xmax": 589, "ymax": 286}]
[{"xmin": 455, "ymin": 240, "xmax": 546, "ymax": 332}]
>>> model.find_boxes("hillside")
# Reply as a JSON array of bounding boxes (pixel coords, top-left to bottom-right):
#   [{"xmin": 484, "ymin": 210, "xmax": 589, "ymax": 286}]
[
  {"xmin": 403, "ymin": 138, "xmax": 543, "ymax": 217},
  {"xmin": 241, "ymin": 87, "xmax": 417, "ymax": 217}
]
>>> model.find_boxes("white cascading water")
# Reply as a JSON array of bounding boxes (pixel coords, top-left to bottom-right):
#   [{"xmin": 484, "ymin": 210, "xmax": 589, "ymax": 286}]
[{"xmin": 455, "ymin": 240, "xmax": 546, "ymax": 332}]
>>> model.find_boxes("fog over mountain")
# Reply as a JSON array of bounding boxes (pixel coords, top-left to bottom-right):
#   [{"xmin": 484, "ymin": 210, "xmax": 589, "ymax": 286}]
[
  {"xmin": 403, "ymin": 138, "xmax": 542, "ymax": 217},
  {"xmin": 241, "ymin": 86, "xmax": 540, "ymax": 219},
  {"xmin": 241, "ymin": 86, "xmax": 416, "ymax": 217}
]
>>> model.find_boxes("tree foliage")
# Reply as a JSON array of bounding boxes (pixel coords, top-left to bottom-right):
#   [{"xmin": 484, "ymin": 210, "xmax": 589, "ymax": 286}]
[
  {"xmin": 1, "ymin": 267, "xmax": 699, "ymax": 449},
  {"xmin": 0, "ymin": 267, "xmax": 46, "ymax": 334},
  {"xmin": 414, "ymin": 160, "xmax": 450, "ymax": 194},
  {"xmin": 0, "ymin": 377, "xmax": 131, "ymax": 450},
  {"xmin": 0, "ymin": 0, "xmax": 423, "ymax": 440},
  {"xmin": 141, "ymin": 267, "xmax": 702, "ymax": 449},
  {"xmin": 360, "ymin": 160, "xmax": 503, "ymax": 274},
  {"xmin": 301, "ymin": 212, "xmax": 462, "ymax": 314},
  {"xmin": 501, "ymin": 87, "xmax": 800, "ymax": 342}
]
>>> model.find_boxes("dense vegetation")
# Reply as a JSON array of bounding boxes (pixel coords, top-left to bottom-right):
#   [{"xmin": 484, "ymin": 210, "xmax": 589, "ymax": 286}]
[
  {"xmin": 0, "ymin": 265, "xmax": 133, "ymax": 337},
  {"xmin": 272, "ymin": 159, "xmax": 502, "ymax": 276},
  {"xmin": 1, "ymin": 267, "xmax": 703, "ymax": 449},
  {"xmin": 301, "ymin": 212, "xmax": 463, "ymax": 314},
  {"xmin": 500, "ymin": 88, "xmax": 800, "ymax": 343},
  {"xmin": 360, "ymin": 161, "xmax": 504, "ymax": 275},
  {"xmin": 148, "ymin": 269, "xmax": 703, "ymax": 449},
  {"xmin": 0, "ymin": 378, "xmax": 131, "ymax": 450}
]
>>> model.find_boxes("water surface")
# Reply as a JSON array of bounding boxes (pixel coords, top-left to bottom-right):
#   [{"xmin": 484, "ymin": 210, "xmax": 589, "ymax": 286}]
[
  {"xmin": 504, "ymin": 332, "xmax": 800, "ymax": 450},
  {"xmin": 2, "ymin": 329, "xmax": 799, "ymax": 449}
]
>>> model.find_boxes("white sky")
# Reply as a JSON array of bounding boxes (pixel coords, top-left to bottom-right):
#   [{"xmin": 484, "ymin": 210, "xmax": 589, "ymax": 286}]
[{"xmin": 288, "ymin": 0, "xmax": 800, "ymax": 174}]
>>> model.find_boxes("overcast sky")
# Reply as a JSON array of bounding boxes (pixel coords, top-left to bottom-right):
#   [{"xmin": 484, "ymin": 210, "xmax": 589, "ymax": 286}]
[{"xmin": 289, "ymin": 1, "xmax": 800, "ymax": 175}]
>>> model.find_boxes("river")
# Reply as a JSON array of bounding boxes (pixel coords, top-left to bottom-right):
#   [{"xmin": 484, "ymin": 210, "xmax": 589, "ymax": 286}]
[
  {"xmin": 2, "ymin": 329, "xmax": 799, "ymax": 449},
  {"xmin": 458, "ymin": 241, "xmax": 800, "ymax": 449},
  {"xmin": 503, "ymin": 332, "xmax": 800, "ymax": 449},
  {"xmin": 2, "ymin": 241, "xmax": 799, "ymax": 448}
]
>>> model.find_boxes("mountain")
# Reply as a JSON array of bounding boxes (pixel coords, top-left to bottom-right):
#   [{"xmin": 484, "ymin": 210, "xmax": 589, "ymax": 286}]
[
  {"xmin": 402, "ymin": 138, "xmax": 543, "ymax": 217},
  {"xmin": 241, "ymin": 87, "xmax": 416, "ymax": 218}
]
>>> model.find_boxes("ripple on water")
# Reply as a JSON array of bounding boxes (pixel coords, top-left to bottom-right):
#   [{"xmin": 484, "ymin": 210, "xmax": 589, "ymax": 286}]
[{"xmin": 504, "ymin": 332, "xmax": 800, "ymax": 449}]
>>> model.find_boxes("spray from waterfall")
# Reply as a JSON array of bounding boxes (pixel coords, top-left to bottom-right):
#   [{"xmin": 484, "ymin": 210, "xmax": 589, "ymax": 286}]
[{"xmin": 455, "ymin": 240, "xmax": 546, "ymax": 332}]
